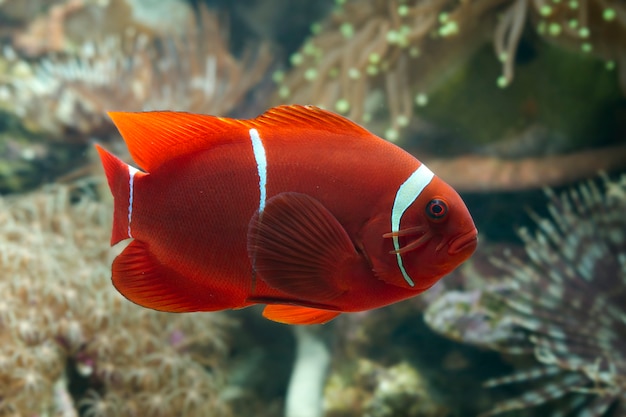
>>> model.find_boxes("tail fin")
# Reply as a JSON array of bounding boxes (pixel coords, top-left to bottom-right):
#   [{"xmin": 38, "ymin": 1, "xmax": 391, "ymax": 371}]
[{"xmin": 96, "ymin": 145, "xmax": 144, "ymax": 246}]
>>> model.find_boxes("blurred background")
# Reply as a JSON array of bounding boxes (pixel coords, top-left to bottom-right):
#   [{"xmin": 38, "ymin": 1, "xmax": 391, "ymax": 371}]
[{"xmin": 0, "ymin": 0, "xmax": 625, "ymax": 416}]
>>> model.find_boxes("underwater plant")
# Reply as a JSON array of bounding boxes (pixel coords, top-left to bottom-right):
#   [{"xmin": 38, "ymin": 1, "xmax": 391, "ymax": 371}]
[
  {"xmin": 0, "ymin": 181, "xmax": 234, "ymax": 416},
  {"xmin": 425, "ymin": 174, "xmax": 626, "ymax": 415}
]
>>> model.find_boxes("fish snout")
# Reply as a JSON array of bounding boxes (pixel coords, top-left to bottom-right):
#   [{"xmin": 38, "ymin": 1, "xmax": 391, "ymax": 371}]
[{"xmin": 447, "ymin": 229, "xmax": 478, "ymax": 256}]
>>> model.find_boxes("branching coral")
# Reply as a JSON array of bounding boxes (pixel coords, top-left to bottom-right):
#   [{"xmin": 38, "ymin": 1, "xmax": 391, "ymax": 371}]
[
  {"xmin": 425, "ymin": 174, "xmax": 626, "ymax": 416},
  {"xmin": 0, "ymin": 181, "xmax": 234, "ymax": 416}
]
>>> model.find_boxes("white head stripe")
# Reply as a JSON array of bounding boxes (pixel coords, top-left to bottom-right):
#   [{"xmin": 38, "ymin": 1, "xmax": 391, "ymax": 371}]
[
  {"xmin": 390, "ymin": 164, "xmax": 434, "ymax": 287},
  {"xmin": 127, "ymin": 165, "xmax": 140, "ymax": 238},
  {"xmin": 249, "ymin": 128, "xmax": 267, "ymax": 213}
]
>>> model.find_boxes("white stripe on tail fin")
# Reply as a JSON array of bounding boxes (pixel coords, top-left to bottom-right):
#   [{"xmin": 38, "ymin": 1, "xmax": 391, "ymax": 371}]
[{"xmin": 96, "ymin": 145, "xmax": 145, "ymax": 245}]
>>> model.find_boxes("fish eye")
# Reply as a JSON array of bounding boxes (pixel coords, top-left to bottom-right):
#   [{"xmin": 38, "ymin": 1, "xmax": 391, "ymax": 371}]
[{"xmin": 426, "ymin": 199, "xmax": 448, "ymax": 221}]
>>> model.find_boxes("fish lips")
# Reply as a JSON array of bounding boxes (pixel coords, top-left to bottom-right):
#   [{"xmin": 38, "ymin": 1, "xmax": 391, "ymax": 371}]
[{"xmin": 447, "ymin": 229, "xmax": 478, "ymax": 256}]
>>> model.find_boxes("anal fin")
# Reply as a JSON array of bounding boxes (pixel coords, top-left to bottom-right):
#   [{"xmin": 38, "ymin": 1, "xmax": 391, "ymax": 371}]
[
  {"xmin": 112, "ymin": 240, "xmax": 226, "ymax": 312},
  {"xmin": 263, "ymin": 305, "xmax": 341, "ymax": 325}
]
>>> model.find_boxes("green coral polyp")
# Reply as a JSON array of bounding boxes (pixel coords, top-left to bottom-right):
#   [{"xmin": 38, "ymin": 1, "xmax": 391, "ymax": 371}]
[
  {"xmin": 439, "ymin": 21, "xmax": 459, "ymax": 37},
  {"xmin": 603, "ymin": 8, "xmax": 616, "ymax": 21},
  {"xmin": 335, "ymin": 98, "xmax": 350, "ymax": 113},
  {"xmin": 340, "ymin": 22, "xmax": 354, "ymax": 38},
  {"xmin": 304, "ymin": 68, "xmax": 318, "ymax": 81},
  {"xmin": 548, "ymin": 23, "xmax": 562, "ymax": 36}
]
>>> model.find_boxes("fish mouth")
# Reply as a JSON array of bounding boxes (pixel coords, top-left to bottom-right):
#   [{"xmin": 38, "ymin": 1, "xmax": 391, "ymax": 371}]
[{"xmin": 448, "ymin": 229, "xmax": 478, "ymax": 255}]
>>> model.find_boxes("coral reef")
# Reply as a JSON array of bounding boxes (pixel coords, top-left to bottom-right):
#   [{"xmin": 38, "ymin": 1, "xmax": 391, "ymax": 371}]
[
  {"xmin": 425, "ymin": 174, "xmax": 626, "ymax": 415},
  {"xmin": 0, "ymin": 1, "xmax": 272, "ymax": 193},
  {"xmin": 0, "ymin": 181, "xmax": 234, "ymax": 416},
  {"xmin": 273, "ymin": 0, "xmax": 625, "ymax": 141},
  {"xmin": 423, "ymin": 143, "xmax": 626, "ymax": 192},
  {"xmin": 323, "ymin": 358, "xmax": 448, "ymax": 417},
  {"xmin": 507, "ymin": 0, "xmax": 626, "ymax": 90},
  {"xmin": 0, "ymin": 3, "xmax": 270, "ymax": 139},
  {"xmin": 3, "ymin": 0, "xmax": 198, "ymax": 56},
  {"xmin": 273, "ymin": 0, "xmax": 494, "ymax": 140}
]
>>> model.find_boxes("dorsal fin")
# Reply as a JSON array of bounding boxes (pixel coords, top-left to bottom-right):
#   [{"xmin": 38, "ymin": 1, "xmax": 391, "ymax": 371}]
[
  {"xmin": 108, "ymin": 105, "xmax": 374, "ymax": 172},
  {"xmin": 250, "ymin": 105, "xmax": 373, "ymax": 137},
  {"xmin": 107, "ymin": 111, "xmax": 247, "ymax": 172}
]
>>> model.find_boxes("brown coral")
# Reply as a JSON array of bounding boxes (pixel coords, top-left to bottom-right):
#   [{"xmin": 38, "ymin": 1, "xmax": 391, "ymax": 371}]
[{"xmin": 0, "ymin": 181, "xmax": 234, "ymax": 416}]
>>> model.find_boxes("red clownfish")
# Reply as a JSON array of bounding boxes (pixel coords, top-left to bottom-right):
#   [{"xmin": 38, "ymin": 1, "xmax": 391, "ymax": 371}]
[{"xmin": 97, "ymin": 105, "xmax": 477, "ymax": 325}]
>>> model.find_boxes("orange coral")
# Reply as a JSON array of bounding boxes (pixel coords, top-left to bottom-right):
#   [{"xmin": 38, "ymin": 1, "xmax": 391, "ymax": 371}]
[{"xmin": 12, "ymin": 0, "xmax": 86, "ymax": 56}]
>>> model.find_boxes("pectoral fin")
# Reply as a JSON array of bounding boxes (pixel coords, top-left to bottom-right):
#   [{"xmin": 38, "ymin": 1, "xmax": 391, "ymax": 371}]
[{"xmin": 247, "ymin": 192, "xmax": 358, "ymax": 303}]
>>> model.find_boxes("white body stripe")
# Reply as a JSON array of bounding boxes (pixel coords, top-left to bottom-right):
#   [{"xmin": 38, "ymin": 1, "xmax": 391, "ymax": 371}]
[
  {"xmin": 249, "ymin": 128, "xmax": 267, "ymax": 213},
  {"xmin": 127, "ymin": 165, "xmax": 140, "ymax": 238},
  {"xmin": 390, "ymin": 164, "xmax": 434, "ymax": 287}
]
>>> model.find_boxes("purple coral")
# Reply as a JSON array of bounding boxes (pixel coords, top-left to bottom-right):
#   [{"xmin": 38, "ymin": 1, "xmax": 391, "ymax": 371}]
[{"xmin": 425, "ymin": 174, "xmax": 626, "ymax": 416}]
